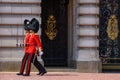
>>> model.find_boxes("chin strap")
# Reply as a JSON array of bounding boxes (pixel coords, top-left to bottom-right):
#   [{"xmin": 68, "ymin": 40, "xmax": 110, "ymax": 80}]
[
  {"xmin": 22, "ymin": 25, "xmax": 24, "ymax": 44},
  {"xmin": 16, "ymin": 24, "xmax": 19, "ymax": 47}
]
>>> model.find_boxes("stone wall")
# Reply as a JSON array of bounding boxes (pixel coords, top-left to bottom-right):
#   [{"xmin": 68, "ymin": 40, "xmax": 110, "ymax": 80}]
[
  {"xmin": 0, "ymin": 0, "xmax": 41, "ymax": 61},
  {"xmin": 72, "ymin": 0, "xmax": 101, "ymax": 72},
  {"xmin": 0, "ymin": 0, "xmax": 41, "ymax": 71}
]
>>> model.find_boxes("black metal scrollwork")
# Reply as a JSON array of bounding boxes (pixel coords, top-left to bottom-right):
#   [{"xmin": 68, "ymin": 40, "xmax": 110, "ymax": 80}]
[{"xmin": 100, "ymin": 0, "xmax": 120, "ymax": 64}]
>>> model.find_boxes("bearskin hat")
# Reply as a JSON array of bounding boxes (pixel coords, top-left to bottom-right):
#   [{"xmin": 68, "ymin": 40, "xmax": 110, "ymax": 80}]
[
  {"xmin": 24, "ymin": 19, "xmax": 30, "ymax": 30},
  {"xmin": 29, "ymin": 18, "xmax": 39, "ymax": 33}
]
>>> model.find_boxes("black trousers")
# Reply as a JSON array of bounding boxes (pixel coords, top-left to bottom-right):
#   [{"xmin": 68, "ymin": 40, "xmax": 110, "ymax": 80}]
[
  {"xmin": 33, "ymin": 55, "xmax": 47, "ymax": 74},
  {"xmin": 19, "ymin": 53, "xmax": 46, "ymax": 75},
  {"xmin": 20, "ymin": 53, "xmax": 29, "ymax": 74}
]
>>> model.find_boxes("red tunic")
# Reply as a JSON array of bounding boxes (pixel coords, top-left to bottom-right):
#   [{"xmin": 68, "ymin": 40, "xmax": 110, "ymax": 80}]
[
  {"xmin": 28, "ymin": 33, "xmax": 42, "ymax": 54},
  {"xmin": 24, "ymin": 33, "xmax": 30, "ymax": 53}
]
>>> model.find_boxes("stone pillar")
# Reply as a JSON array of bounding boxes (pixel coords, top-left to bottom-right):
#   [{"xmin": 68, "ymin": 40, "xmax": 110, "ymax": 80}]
[{"xmin": 72, "ymin": 0, "xmax": 101, "ymax": 72}]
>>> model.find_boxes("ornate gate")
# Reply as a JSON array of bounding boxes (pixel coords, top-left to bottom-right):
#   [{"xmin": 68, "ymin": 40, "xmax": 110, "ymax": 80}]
[
  {"xmin": 41, "ymin": 0, "xmax": 69, "ymax": 66},
  {"xmin": 100, "ymin": 0, "xmax": 120, "ymax": 70}
]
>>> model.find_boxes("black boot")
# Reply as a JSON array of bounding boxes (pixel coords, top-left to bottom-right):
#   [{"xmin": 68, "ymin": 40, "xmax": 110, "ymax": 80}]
[
  {"xmin": 40, "ymin": 71, "xmax": 47, "ymax": 76},
  {"xmin": 23, "ymin": 74, "xmax": 30, "ymax": 76},
  {"xmin": 16, "ymin": 73, "xmax": 23, "ymax": 75},
  {"xmin": 37, "ymin": 72, "xmax": 42, "ymax": 75}
]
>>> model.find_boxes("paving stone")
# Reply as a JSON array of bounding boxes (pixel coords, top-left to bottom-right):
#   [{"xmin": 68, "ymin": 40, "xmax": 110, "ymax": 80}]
[{"xmin": 0, "ymin": 72, "xmax": 120, "ymax": 80}]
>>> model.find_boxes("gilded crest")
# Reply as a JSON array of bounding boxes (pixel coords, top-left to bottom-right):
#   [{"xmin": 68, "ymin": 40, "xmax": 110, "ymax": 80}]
[
  {"xmin": 107, "ymin": 15, "xmax": 118, "ymax": 40},
  {"xmin": 45, "ymin": 15, "xmax": 57, "ymax": 40}
]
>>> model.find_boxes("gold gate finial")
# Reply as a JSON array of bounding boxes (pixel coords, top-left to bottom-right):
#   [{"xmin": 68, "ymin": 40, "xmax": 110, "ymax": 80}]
[
  {"xmin": 107, "ymin": 14, "xmax": 118, "ymax": 40},
  {"xmin": 45, "ymin": 15, "xmax": 57, "ymax": 40}
]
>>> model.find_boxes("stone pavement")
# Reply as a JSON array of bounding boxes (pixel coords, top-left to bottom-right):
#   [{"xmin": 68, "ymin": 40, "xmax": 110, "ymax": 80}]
[{"xmin": 0, "ymin": 72, "xmax": 120, "ymax": 80}]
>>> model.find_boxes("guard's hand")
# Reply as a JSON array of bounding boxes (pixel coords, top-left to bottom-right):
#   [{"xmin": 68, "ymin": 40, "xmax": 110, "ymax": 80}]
[
  {"xmin": 39, "ymin": 51, "xmax": 43, "ymax": 56},
  {"xmin": 39, "ymin": 48, "xmax": 42, "ymax": 52}
]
